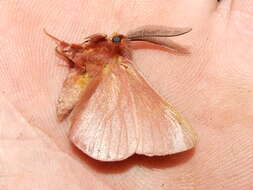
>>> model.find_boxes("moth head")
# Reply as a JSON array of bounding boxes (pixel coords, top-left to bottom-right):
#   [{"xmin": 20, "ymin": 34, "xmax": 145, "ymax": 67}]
[
  {"xmin": 83, "ymin": 33, "xmax": 128, "ymax": 50},
  {"xmin": 112, "ymin": 35, "xmax": 122, "ymax": 43},
  {"xmin": 109, "ymin": 33, "xmax": 126, "ymax": 44}
]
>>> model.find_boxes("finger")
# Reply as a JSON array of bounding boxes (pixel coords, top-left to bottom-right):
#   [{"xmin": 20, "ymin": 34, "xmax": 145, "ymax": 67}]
[
  {"xmin": 216, "ymin": 0, "xmax": 253, "ymax": 36},
  {"xmin": 217, "ymin": 0, "xmax": 253, "ymax": 13},
  {"xmin": 230, "ymin": 0, "xmax": 253, "ymax": 36},
  {"xmin": 214, "ymin": 0, "xmax": 253, "ymax": 43}
]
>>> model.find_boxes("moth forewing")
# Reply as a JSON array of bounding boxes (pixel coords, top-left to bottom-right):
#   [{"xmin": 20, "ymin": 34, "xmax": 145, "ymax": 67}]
[
  {"xmin": 69, "ymin": 59, "xmax": 197, "ymax": 161},
  {"xmin": 56, "ymin": 69, "xmax": 93, "ymax": 121}
]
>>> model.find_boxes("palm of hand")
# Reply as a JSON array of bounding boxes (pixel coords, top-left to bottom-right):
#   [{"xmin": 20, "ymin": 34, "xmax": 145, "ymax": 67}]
[{"xmin": 0, "ymin": 1, "xmax": 252, "ymax": 189}]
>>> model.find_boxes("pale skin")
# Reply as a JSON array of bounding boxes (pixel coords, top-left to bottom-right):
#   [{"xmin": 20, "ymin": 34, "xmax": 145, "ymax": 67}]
[{"xmin": 0, "ymin": 0, "xmax": 253, "ymax": 189}]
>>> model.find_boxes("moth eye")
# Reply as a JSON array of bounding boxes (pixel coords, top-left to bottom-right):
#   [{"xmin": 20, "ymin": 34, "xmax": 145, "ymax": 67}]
[{"xmin": 112, "ymin": 36, "xmax": 121, "ymax": 43}]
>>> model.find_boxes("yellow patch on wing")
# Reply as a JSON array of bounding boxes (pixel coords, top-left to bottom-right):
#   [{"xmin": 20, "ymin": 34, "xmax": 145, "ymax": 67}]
[
  {"xmin": 56, "ymin": 70, "xmax": 94, "ymax": 121},
  {"xmin": 76, "ymin": 73, "xmax": 92, "ymax": 88}
]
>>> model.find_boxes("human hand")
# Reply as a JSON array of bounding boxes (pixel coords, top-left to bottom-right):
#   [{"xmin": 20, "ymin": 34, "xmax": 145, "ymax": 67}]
[{"xmin": 0, "ymin": 0, "xmax": 252, "ymax": 189}]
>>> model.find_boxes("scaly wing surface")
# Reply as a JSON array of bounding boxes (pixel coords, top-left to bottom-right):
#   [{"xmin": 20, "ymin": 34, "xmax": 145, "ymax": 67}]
[
  {"xmin": 70, "ymin": 59, "xmax": 197, "ymax": 161},
  {"xmin": 56, "ymin": 69, "xmax": 94, "ymax": 121}
]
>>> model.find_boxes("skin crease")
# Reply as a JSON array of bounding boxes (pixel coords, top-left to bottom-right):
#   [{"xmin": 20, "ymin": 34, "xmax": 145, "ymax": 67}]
[{"xmin": 0, "ymin": 0, "xmax": 253, "ymax": 189}]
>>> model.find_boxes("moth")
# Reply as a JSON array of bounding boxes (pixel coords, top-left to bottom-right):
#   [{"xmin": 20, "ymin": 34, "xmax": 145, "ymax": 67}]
[{"xmin": 45, "ymin": 25, "xmax": 197, "ymax": 161}]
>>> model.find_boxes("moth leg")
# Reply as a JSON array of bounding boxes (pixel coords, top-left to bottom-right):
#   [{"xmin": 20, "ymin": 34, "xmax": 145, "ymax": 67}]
[
  {"xmin": 55, "ymin": 47, "xmax": 75, "ymax": 68},
  {"xmin": 44, "ymin": 29, "xmax": 70, "ymax": 47},
  {"xmin": 74, "ymin": 59, "xmax": 86, "ymax": 71},
  {"xmin": 44, "ymin": 29, "xmax": 75, "ymax": 68}
]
